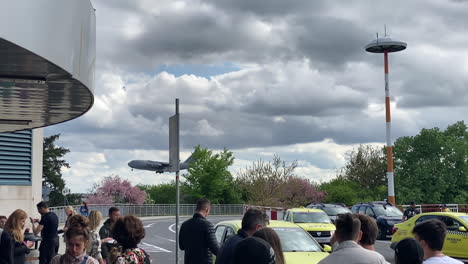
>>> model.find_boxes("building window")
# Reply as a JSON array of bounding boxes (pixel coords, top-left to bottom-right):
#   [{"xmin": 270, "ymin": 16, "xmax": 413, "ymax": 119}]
[{"xmin": 0, "ymin": 130, "xmax": 32, "ymax": 185}]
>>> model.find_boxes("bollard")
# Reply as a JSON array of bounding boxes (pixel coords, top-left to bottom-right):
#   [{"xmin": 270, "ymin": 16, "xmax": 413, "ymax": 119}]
[{"xmin": 24, "ymin": 249, "xmax": 40, "ymax": 264}]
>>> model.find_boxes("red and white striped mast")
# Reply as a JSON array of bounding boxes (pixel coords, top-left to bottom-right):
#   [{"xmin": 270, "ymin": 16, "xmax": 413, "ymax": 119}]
[{"xmin": 365, "ymin": 28, "xmax": 407, "ymax": 205}]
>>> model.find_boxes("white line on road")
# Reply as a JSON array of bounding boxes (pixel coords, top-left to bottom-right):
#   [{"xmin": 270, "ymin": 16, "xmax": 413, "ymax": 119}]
[
  {"xmin": 139, "ymin": 242, "xmax": 171, "ymax": 253},
  {"xmin": 169, "ymin": 223, "xmax": 178, "ymax": 233},
  {"xmin": 144, "ymin": 223, "xmax": 155, "ymax": 228},
  {"xmin": 378, "ymin": 240, "xmax": 392, "ymax": 244},
  {"xmin": 153, "ymin": 234, "xmax": 176, "ymax": 243}
]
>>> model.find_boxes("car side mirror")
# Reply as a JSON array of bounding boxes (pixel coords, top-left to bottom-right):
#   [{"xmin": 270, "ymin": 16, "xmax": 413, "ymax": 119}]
[
  {"xmin": 459, "ymin": 226, "xmax": 467, "ymax": 232},
  {"xmin": 323, "ymin": 245, "xmax": 332, "ymax": 253}
]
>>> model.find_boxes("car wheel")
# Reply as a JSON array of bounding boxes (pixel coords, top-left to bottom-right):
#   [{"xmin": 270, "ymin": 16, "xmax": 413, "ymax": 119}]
[{"xmin": 378, "ymin": 227, "xmax": 386, "ymax": 240}]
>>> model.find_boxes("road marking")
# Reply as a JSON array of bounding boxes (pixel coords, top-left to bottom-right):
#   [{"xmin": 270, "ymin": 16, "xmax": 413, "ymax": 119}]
[
  {"xmin": 378, "ymin": 240, "xmax": 392, "ymax": 244},
  {"xmin": 169, "ymin": 223, "xmax": 179, "ymax": 233},
  {"xmin": 144, "ymin": 223, "xmax": 155, "ymax": 228},
  {"xmin": 153, "ymin": 234, "xmax": 176, "ymax": 243},
  {"xmin": 139, "ymin": 242, "xmax": 171, "ymax": 253}
]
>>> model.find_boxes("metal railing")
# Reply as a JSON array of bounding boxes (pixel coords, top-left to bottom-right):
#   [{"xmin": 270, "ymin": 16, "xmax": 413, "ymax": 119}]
[
  {"xmin": 50, "ymin": 204, "xmax": 244, "ymax": 223},
  {"xmin": 400, "ymin": 204, "xmax": 468, "ymax": 213}
]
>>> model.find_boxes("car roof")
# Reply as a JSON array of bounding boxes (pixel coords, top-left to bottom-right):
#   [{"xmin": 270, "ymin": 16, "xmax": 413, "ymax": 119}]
[
  {"xmin": 309, "ymin": 203, "xmax": 346, "ymax": 208},
  {"xmin": 417, "ymin": 212, "xmax": 468, "ymax": 217},
  {"xmin": 216, "ymin": 219, "xmax": 304, "ymax": 229},
  {"xmin": 353, "ymin": 201, "xmax": 395, "ymax": 207},
  {"xmin": 288, "ymin": 208, "xmax": 325, "ymax": 213}
]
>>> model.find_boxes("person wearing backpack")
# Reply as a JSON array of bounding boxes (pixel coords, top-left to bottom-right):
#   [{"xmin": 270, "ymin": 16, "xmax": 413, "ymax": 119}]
[{"xmin": 111, "ymin": 216, "xmax": 151, "ymax": 264}]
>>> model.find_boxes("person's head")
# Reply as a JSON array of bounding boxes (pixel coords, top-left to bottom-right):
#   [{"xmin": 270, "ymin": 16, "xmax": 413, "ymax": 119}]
[
  {"xmin": 242, "ymin": 208, "xmax": 269, "ymax": 236},
  {"xmin": 108, "ymin": 207, "xmax": 121, "ymax": 223},
  {"xmin": 0, "ymin": 215, "xmax": 7, "ymax": 228},
  {"xmin": 83, "ymin": 202, "xmax": 88, "ymax": 207},
  {"xmin": 334, "ymin": 213, "xmax": 361, "ymax": 243},
  {"xmin": 233, "ymin": 237, "xmax": 276, "ymax": 264},
  {"xmin": 112, "ymin": 215, "xmax": 145, "ymax": 249},
  {"xmin": 253, "ymin": 228, "xmax": 284, "ymax": 264},
  {"xmin": 88, "ymin": 210, "xmax": 102, "ymax": 231},
  {"xmin": 64, "ymin": 215, "xmax": 90, "ymax": 257},
  {"xmin": 195, "ymin": 198, "xmax": 211, "ymax": 217},
  {"xmin": 412, "ymin": 219, "xmax": 447, "ymax": 256},
  {"xmin": 65, "ymin": 206, "xmax": 76, "ymax": 217},
  {"xmin": 4, "ymin": 209, "xmax": 28, "ymax": 242},
  {"xmin": 355, "ymin": 214, "xmax": 378, "ymax": 249},
  {"xmin": 410, "ymin": 201, "xmax": 416, "ymax": 209},
  {"xmin": 395, "ymin": 238, "xmax": 424, "ymax": 264},
  {"xmin": 36, "ymin": 201, "xmax": 49, "ymax": 215}
]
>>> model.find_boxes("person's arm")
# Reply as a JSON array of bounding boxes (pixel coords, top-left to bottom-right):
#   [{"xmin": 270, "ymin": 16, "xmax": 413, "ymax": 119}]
[
  {"xmin": 13, "ymin": 242, "xmax": 30, "ymax": 256},
  {"xmin": 206, "ymin": 222, "xmax": 219, "ymax": 256},
  {"xmin": 402, "ymin": 210, "xmax": 407, "ymax": 221},
  {"xmin": 178, "ymin": 223, "xmax": 185, "ymax": 250}
]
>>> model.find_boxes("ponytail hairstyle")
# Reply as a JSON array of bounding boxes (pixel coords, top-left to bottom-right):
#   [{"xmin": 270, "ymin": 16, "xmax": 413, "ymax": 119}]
[
  {"xmin": 64, "ymin": 214, "xmax": 90, "ymax": 242},
  {"xmin": 4, "ymin": 209, "xmax": 27, "ymax": 242}
]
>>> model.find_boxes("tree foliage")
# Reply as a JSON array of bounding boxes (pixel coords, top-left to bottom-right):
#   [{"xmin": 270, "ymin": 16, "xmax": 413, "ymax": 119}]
[
  {"xmin": 43, "ymin": 134, "xmax": 69, "ymax": 191},
  {"xmin": 86, "ymin": 175, "xmax": 147, "ymax": 204},
  {"xmin": 237, "ymin": 155, "xmax": 325, "ymax": 207},
  {"xmin": 320, "ymin": 145, "xmax": 387, "ymax": 205},
  {"xmin": 139, "ymin": 182, "xmax": 181, "ymax": 204},
  {"xmin": 394, "ymin": 121, "xmax": 468, "ymax": 204},
  {"xmin": 183, "ymin": 145, "xmax": 241, "ymax": 204},
  {"xmin": 43, "ymin": 134, "xmax": 70, "ymax": 206}
]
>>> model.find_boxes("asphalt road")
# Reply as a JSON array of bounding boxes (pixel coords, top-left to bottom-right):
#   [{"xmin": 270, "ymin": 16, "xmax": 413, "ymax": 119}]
[{"xmin": 140, "ymin": 216, "xmax": 396, "ymax": 264}]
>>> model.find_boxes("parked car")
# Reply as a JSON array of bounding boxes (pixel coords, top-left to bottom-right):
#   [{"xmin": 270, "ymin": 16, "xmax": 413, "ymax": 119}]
[
  {"xmin": 283, "ymin": 208, "xmax": 336, "ymax": 244},
  {"xmin": 351, "ymin": 201, "xmax": 403, "ymax": 239},
  {"xmin": 215, "ymin": 220, "xmax": 331, "ymax": 264},
  {"xmin": 307, "ymin": 203, "xmax": 352, "ymax": 223},
  {"xmin": 391, "ymin": 212, "xmax": 468, "ymax": 259}
]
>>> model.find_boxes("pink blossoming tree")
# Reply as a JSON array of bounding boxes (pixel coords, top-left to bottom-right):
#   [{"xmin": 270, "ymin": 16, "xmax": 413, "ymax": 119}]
[{"xmin": 86, "ymin": 175, "xmax": 147, "ymax": 204}]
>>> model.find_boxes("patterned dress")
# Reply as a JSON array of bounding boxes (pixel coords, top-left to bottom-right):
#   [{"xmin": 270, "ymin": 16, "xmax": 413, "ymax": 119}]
[
  {"xmin": 87, "ymin": 230, "xmax": 102, "ymax": 261},
  {"xmin": 115, "ymin": 248, "xmax": 150, "ymax": 264}
]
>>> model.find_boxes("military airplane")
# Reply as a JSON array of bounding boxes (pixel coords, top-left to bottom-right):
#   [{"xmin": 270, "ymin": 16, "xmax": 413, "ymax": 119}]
[{"xmin": 128, "ymin": 154, "xmax": 194, "ymax": 173}]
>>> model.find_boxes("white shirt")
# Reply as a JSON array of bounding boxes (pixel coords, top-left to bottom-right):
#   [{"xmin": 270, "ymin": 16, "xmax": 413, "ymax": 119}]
[
  {"xmin": 318, "ymin": 241, "xmax": 388, "ymax": 264},
  {"xmin": 424, "ymin": 256, "xmax": 463, "ymax": 264}
]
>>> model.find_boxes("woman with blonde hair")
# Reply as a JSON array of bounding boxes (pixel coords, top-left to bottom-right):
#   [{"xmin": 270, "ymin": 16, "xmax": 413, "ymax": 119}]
[
  {"xmin": 87, "ymin": 210, "xmax": 104, "ymax": 264},
  {"xmin": 4, "ymin": 209, "xmax": 34, "ymax": 264}
]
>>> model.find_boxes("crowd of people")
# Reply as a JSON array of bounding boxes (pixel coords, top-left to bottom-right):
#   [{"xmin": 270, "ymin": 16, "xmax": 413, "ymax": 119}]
[
  {"xmin": 0, "ymin": 202, "xmax": 151, "ymax": 264},
  {"xmin": 0, "ymin": 199, "xmax": 463, "ymax": 264},
  {"xmin": 179, "ymin": 198, "xmax": 463, "ymax": 264}
]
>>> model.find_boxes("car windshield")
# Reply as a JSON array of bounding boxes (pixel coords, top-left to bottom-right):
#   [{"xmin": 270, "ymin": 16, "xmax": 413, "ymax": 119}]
[
  {"xmin": 273, "ymin": 227, "xmax": 323, "ymax": 252},
  {"xmin": 293, "ymin": 212, "xmax": 331, "ymax": 223},
  {"xmin": 322, "ymin": 207, "xmax": 351, "ymax": 216},
  {"xmin": 459, "ymin": 216, "xmax": 468, "ymax": 224},
  {"xmin": 372, "ymin": 205, "xmax": 403, "ymax": 217}
]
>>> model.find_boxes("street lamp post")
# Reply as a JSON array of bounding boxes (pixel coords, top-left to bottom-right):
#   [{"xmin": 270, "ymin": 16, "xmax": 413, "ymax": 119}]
[{"xmin": 365, "ymin": 33, "xmax": 407, "ymax": 205}]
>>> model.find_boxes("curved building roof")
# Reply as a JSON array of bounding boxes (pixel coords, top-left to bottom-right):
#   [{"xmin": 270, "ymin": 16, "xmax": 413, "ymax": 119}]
[{"xmin": 0, "ymin": 0, "xmax": 95, "ymax": 132}]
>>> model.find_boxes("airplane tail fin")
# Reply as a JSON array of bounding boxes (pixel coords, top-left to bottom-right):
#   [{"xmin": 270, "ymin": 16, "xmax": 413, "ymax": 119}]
[{"xmin": 183, "ymin": 154, "xmax": 195, "ymax": 164}]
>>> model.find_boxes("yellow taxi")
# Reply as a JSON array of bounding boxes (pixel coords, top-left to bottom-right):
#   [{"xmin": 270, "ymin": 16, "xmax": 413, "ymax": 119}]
[
  {"xmin": 283, "ymin": 208, "xmax": 336, "ymax": 244},
  {"xmin": 215, "ymin": 220, "xmax": 331, "ymax": 264},
  {"xmin": 391, "ymin": 212, "xmax": 468, "ymax": 259}
]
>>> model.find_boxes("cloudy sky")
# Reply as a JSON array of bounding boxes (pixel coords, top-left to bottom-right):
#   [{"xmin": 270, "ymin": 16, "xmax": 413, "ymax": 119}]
[{"xmin": 45, "ymin": 0, "xmax": 468, "ymax": 193}]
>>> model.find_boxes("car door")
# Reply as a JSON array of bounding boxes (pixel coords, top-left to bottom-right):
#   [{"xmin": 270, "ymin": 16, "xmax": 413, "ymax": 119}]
[
  {"xmin": 214, "ymin": 225, "xmax": 227, "ymax": 245},
  {"xmin": 439, "ymin": 216, "xmax": 468, "ymax": 257},
  {"xmin": 224, "ymin": 227, "xmax": 236, "ymax": 243}
]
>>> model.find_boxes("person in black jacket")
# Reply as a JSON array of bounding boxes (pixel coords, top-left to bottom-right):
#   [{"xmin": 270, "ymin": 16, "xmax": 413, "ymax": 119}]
[
  {"xmin": 4, "ymin": 209, "xmax": 34, "ymax": 264},
  {"xmin": 0, "ymin": 227, "xmax": 14, "ymax": 264},
  {"xmin": 31, "ymin": 201, "xmax": 59, "ymax": 264},
  {"xmin": 179, "ymin": 198, "xmax": 219, "ymax": 264},
  {"xmin": 99, "ymin": 206, "xmax": 121, "ymax": 263},
  {"xmin": 216, "ymin": 208, "xmax": 269, "ymax": 264}
]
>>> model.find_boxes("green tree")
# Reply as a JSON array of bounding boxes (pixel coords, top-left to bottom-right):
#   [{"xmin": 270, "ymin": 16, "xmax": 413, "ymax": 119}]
[
  {"xmin": 237, "ymin": 155, "xmax": 325, "ymax": 207},
  {"xmin": 43, "ymin": 134, "xmax": 70, "ymax": 206},
  {"xmin": 394, "ymin": 121, "xmax": 468, "ymax": 204},
  {"xmin": 319, "ymin": 144, "xmax": 387, "ymax": 205},
  {"xmin": 320, "ymin": 177, "xmax": 361, "ymax": 206},
  {"xmin": 183, "ymin": 145, "xmax": 241, "ymax": 204},
  {"xmin": 140, "ymin": 182, "xmax": 178, "ymax": 204}
]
